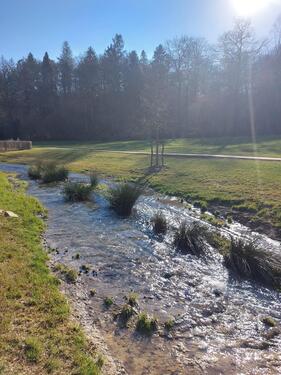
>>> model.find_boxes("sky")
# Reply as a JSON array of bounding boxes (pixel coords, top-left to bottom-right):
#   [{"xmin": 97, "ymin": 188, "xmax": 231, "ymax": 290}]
[{"xmin": 0, "ymin": 0, "xmax": 281, "ymax": 61}]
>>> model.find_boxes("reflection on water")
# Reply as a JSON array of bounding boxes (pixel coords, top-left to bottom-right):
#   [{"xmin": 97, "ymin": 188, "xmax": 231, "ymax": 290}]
[{"xmin": 1, "ymin": 163, "xmax": 281, "ymax": 374}]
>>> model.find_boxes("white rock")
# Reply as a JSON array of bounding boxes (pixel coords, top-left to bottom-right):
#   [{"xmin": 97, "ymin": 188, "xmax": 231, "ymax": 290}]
[{"xmin": 4, "ymin": 211, "xmax": 19, "ymax": 218}]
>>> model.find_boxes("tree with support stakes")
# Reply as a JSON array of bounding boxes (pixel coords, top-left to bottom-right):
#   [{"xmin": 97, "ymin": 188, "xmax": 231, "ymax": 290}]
[
  {"xmin": 143, "ymin": 44, "xmax": 170, "ymax": 171},
  {"xmin": 150, "ymin": 138, "xmax": 166, "ymax": 169}
]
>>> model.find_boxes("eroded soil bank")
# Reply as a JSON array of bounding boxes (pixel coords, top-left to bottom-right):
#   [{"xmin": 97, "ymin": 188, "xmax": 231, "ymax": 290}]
[{"xmin": 1, "ymin": 163, "xmax": 281, "ymax": 374}]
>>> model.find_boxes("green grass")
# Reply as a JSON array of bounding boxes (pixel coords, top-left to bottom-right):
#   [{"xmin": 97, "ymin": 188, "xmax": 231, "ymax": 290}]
[
  {"xmin": 34, "ymin": 135, "xmax": 281, "ymax": 157},
  {"xmin": 54, "ymin": 263, "xmax": 78, "ymax": 283},
  {"xmin": 173, "ymin": 222, "xmax": 207, "ymax": 256},
  {"xmin": 108, "ymin": 183, "xmax": 142, "ymax": 217},
  {"xmin": 262, "ymin": 316, "xmax": 277, "ymax": 327},
  {"xmin": 24, "ymin": 337, "xmax": 43, "ymax": 363},
  {"xmin": 63, "ymin": 182, "xmax": 93, "ymax": 202},
  {"xmin": 164, "ymin": 318, "xmax": 175, "ymax": 331},
  {"xmin": 119, "ymin": 304, "xmax": 135, "ymax": 324},
  {"xmin": 28, "ymin": 162, "xmax": 68, "ymax": 183},
  {"xmin": 224, "ymin": 237, "xmax": 281, "ymax": 288},
  {"xmin": 104, "ymin": 297, "xmax": 114, "ymax": 308},
  {"xmin": 151, "ymin": 212, "xmax": 168, "ymax": 234},
  {"xmin": 0, "ymin": 172, "xmax": 101, "ymax": 374},
  {"xmin": 136, "ymin": 313, "xmax": 158, "ymax": 336},
  {"xmin": 2, "ymin": 139, "xmax": 281, "ymax": 235}
]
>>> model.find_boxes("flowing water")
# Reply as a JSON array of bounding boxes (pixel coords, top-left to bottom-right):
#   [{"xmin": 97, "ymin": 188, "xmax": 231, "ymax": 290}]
[{"xmin": 1, "ymin": 163, "xmax": 281, "ymax": 374}]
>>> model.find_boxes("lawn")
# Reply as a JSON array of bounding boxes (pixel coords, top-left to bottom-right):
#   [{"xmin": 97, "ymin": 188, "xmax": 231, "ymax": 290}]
[
  {"xmin": 35, "ymin": 136, "xmax": 281, "ymax": 157},
  {"xmin": 0, "ymin": 173, "xmax": 102, "ymax": 374},
  {"xmin": 1, "ymin": 139, "xmax": 281, "ymax": 237}
]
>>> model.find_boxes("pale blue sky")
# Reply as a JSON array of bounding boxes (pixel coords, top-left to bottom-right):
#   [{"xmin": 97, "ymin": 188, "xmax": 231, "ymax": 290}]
[{"xmin": 1, "ymin": 0, "xmax": 280, "ymax": 60}]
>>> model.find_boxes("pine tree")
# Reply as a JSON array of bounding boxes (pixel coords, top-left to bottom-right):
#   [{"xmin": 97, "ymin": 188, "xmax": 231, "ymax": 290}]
[{"xmin": 58, "ymin": 41, "xmax": 74, "ymax": 95}]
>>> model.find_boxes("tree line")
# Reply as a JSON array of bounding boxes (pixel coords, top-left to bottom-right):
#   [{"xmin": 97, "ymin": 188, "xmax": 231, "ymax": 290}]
[{"xmin": 1, "ymin": 18, "xmax": 281, "ymax": 141}]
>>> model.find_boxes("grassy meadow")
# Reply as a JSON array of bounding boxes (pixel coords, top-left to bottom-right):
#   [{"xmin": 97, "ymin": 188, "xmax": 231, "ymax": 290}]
[
  {"xmin": 0, "ymin": 173, "xmax": 101, "ymax": 374},
  {"xmin": 35, "ymin": 136, "xmax": 281, "ymax": 157},
  {"xmin": 1, "ymin": 137, "xmax": 281, "ymax": 236}
]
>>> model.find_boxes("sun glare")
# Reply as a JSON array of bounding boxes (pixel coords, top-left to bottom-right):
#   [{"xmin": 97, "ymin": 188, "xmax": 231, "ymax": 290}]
[{"xmin": 231, "ymin": 0, "xmax": 271, "ymax": 16}]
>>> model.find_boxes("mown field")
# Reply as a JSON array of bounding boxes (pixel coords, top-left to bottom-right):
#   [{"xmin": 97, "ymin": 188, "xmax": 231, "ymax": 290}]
[
  {"xmin": 0, "ymin": 173, "xmax": 101, "ymax": 374},
  {"xmin": 36, "ymin": 136, "xmax": 281, "ymax": 157},
  {"xmin": 1, "ymin": 137, "xmax": 281, "ymax": 238}
]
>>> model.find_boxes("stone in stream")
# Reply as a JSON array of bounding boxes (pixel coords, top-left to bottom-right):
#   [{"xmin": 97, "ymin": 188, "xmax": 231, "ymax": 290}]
[
  {"xmin": 213, "ymin": 288, "xmax": 223, "ymax": 297},
  {"xmin": 163, "ymin": 272, "xmax": 175, "ymax": 279}
]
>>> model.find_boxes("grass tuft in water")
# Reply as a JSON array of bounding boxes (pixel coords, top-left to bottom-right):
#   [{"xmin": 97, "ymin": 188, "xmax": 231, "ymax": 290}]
[
  {"xmin": 108, "ymin": 183, "xmax": 141, "ymax": 217},
  {"xmin": 151, "ymin": 212, "xmax": 168, "ymax": 234},
  {"xmin": 164, "ymin": 318, "xmax": 175, "ymax": 331},
  {"xmin": 136, "ymin": 312, "xmax": 158, "ymax": 336},
  {"xmin": 224, "ymin": 237, "xmax": 281, "ymax": 288},
  {"xmin": 35, "ymin": 162, "xmax": 68, "ymax": 183},
  {"xmin": 104, "ymin": 297, "xmax": 114, "ymax": 308},
  {"xmin": 126, "ymin": 292, "xmax": 138, "ymax": 307},
  {"xmin": 119, "ymin": 304, "xmax": 135, "ymax": 323},
  {"xmin": 63, "ymin": 182, "xmax": 93, "ymax": 202},
  {"xmin": 173, "ymin": 221, "xmax": 207, "ymax": 256},
  {"xmin": 89, "ymin": 171, "xmax": 99, "ymax": 188},
  {"xmin": 194, "ymin": 200, "xmax": 208, "ymax": 213},
  {"xmin": 262, "ymin": 316, "xmax": 277, "ymax": 327},
  {"xmin": 54, "ymin": 264, "xmax": 78, "ymax": 284},
  {"xmin": 28, "ymin": 162, "xmax": 43, "ymax": 180},
  {"xmin": 28, "ymin": 161, "xmax": 68, "ymax": 183}
]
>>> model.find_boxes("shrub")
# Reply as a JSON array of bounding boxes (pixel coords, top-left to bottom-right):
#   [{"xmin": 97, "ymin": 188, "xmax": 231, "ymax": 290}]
[
  {"xmin": 224, "ymin": 237, "xmax": 281, "ymax": 288},
  {"xmin": 108, "ymin": 183, "xmax": 141, "ymax": 217},
  {"xmin": 24, "ymin": 337, "xmax": 42, "ymax": 363},
  {"xmin": 28, "ymin": 163, "xmax": 42, "ymax": 180},
  {"xmin": 104, "ymin": 297, "xmax": 113, "ymax": 308},
  {"xmin": 41, "ymin": 163, "xmax": 68, "ymax": 183},
  {"xmin": 173, "ymin": 221, "xmax": 207, "ymax": 256},
  {"xmin": 63, "ymin": 182, "xmax": 92, "ymax": 202},
  {"xmin": 151, "ymin": 212, "xmax": 168, "ymax": 234},
  {"xmin": 89, "ymin": 171, "xmax": 99, "ymax": 189}
]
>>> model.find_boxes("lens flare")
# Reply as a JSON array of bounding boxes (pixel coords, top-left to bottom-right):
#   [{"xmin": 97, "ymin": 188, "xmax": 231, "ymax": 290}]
[{"xmin": 231, "ymin": 0, "xmax": 275, "ymax": 16}]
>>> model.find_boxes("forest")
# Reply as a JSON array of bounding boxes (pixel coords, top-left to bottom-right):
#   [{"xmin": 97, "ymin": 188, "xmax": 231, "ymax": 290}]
[{"xmin": 1, "ymin": 18, "xmax": 281, "ymax": 141}]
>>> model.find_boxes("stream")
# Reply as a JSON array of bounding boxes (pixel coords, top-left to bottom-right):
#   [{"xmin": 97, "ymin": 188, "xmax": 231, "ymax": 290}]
[{"xmin": 1, "ymin": 163, "xmax": 281, "ymax": 374}]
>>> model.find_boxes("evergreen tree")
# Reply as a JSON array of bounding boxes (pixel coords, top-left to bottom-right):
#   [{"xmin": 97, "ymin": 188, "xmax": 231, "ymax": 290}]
[
  {"xmin": 76, "ymin": 47, "xmax": 99, "ymax": 96},
  {"xmin": 40, "ymin": 52, "xmax": 57, "ymax": 112},
  {"xmin": 58, "ymin": 41, "xmax": 74, "ymax": 95}
]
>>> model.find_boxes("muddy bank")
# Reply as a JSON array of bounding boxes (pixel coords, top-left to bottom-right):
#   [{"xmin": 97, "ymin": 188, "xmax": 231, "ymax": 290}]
[
  {"xmin": 207, "ymin": 201, "xmax": 281, "ymax": 242},
  {"xmin": 0, "ymin": 163, "xmax": 281, "ymax": 374}
]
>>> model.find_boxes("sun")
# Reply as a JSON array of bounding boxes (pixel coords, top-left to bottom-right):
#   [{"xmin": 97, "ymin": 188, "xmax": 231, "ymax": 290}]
[{"xmin": 231, "ymin": 0, "xmax": 271, "ymax": 16}]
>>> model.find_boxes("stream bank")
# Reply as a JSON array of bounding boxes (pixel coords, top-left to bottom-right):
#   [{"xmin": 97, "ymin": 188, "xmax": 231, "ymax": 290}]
[{"xmin": 1, "ymin": 163, "xmax": 280, "ymax": 374}]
